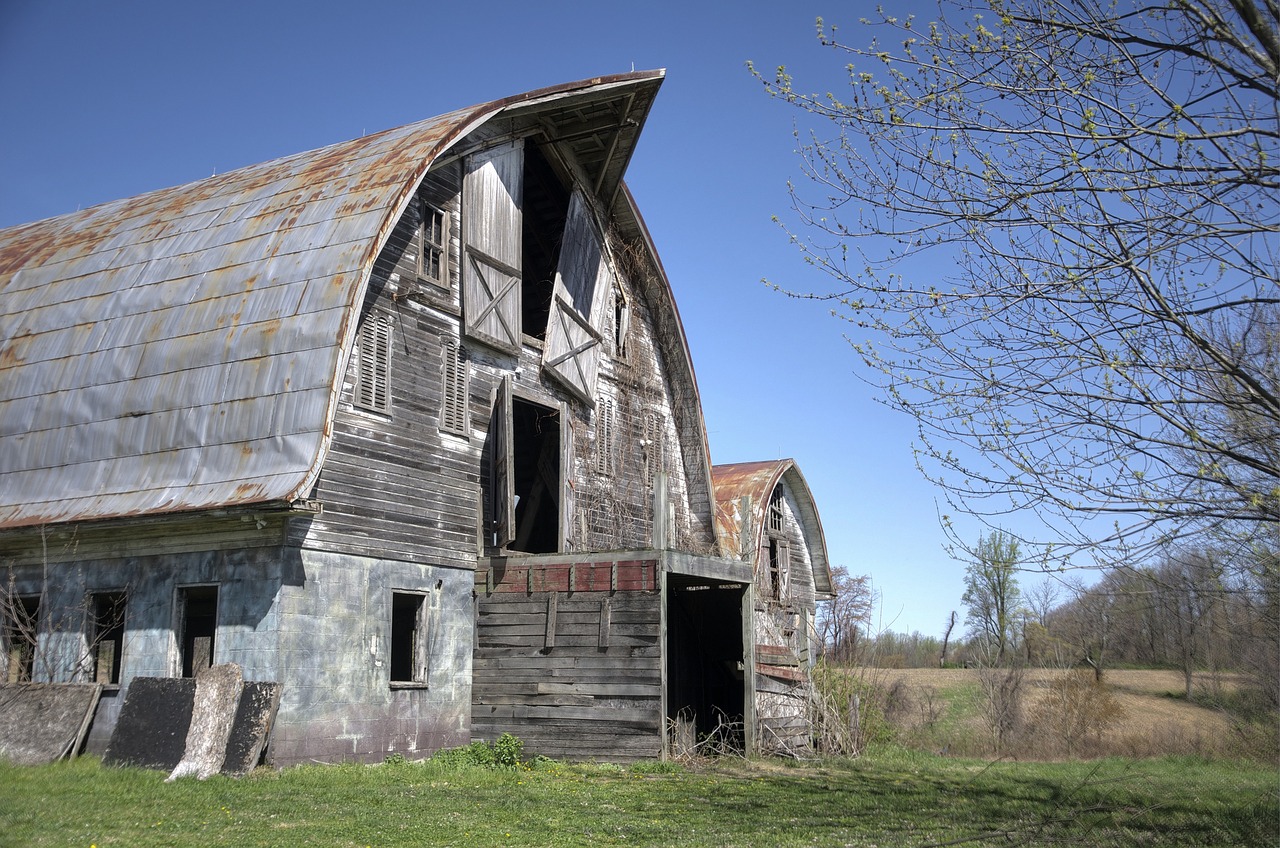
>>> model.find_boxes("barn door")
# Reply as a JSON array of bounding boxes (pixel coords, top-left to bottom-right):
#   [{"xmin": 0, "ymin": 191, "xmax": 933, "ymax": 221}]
[
  {"xmin": 490, "ymin": 376, "xmax": 515, "ymax": 548},
  {"xmin": 542, "ymin": 190, "xmax": 609, "ymax": 404},
  {"xmin": 463, "ymin": 142, "xmax": 523, "ymax": 354}
]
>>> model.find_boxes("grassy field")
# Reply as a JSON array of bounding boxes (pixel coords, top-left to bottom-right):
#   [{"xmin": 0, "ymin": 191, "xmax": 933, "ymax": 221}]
[
  {"xmin": 1, "ymin": 746, "xmax": 1276, "ymax": 847},
  {"xmin": 867, "ymin": 667, "xmax": 1271, "ymax": 760}
]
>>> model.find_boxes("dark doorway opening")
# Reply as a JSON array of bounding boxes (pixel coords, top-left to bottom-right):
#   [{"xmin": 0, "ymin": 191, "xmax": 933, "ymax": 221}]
[
  {"xmin": 91, "ymin": 591, "xmax": 127, "ymax": 685},
  {"xmin": 179, "ymin": 586, "xmax": 218, "ymax": 678},
  {"xmin": 666, "ymin": 576, "xmax": 746, "ymax": 749},
  {"xmin": 510, "ymin": 397, "xmax": 561, "ymax": 553},
  {"xmin": 521, "ymin": 140, "xmax": 571, "ymax": 341}
]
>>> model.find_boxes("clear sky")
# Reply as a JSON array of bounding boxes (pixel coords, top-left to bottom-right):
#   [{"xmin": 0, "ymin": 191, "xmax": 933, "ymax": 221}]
[{"xmin": 0, "ymin": 0, "xmax": 993, "ymax": 637}]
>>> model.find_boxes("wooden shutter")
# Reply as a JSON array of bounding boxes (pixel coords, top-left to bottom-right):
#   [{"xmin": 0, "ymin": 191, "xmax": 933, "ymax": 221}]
[
  {"xmin": 594, "ymin": 397, "xmax": 615, "ymax": 476},
  {"xmin": 542, "ymin": 191, "xmax": 608, "ymax": 403},
  {"xmin": 490, "ymin": 376, "xmax": 515, "ymax": 548},
  {"xmin": 354, "ymin": 315, "xmax": 392, "ymax": 414},
  {"xmin": 441, "ymin": 338, "xmax": 468, "ymax": 435},
  {"xmin": 414, "ymin": 593, "xmax": 432, "ymax": 683},
  {"xmin": 463, "ymin": 142, "xmax": 523, "ymax": 353}
]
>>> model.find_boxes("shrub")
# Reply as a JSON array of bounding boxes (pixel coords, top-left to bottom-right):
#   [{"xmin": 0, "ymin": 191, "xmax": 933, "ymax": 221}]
[
  {"xmin": 492, "ymin": 732, "xmax": 524, "ymax": 768},
  {"xmin": 1028, "ymin": 670, "xmax": 1123, "ymax": 758},
  {"xmin": 976, "ymin": 665, "xmax": 1027, "ymax": 755}
]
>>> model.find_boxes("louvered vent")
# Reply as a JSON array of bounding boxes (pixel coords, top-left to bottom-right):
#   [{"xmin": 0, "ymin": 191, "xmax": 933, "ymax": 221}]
[
  {"xmin": 354, "ymin": 315, "xmax": 393, "ymax": 414},
  {"xmin": 594, "ymin": 397, "xmax": 615, "ymax": 476},
  {"xmin": 441, "ymin": 338, "xmax": 469, "ymax": 435}
]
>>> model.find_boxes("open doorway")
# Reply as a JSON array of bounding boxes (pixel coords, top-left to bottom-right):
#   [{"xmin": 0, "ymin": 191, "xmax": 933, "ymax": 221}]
[
  {"xmin": 489, "ymin": 379, "xmax": 563, "ymax": 555},
  {"xmin": 510, "ymin": 397, "xmax": 561, "ymax": 553},
  {"xmin": 666, "ymin": 576, "xmax": 747, "ymax": 751}
]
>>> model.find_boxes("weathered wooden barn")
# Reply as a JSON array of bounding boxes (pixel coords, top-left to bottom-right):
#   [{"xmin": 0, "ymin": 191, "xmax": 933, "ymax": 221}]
[
  {"xmin": 0, "ymin": 71, "xmax": 833, "ymax": 765},
  {"xmin": 712, "ymin": 460, "xmax": 834, "ymax": 755}
]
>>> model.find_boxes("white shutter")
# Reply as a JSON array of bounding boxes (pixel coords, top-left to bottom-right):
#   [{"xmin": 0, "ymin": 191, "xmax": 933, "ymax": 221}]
[
  {"xmin": 463, "ymin": 143, "xmax": 523, "ymax": 353},
  {"xmin": 542, "ymin": 191, "xmax": 609, "ymax": 402}
]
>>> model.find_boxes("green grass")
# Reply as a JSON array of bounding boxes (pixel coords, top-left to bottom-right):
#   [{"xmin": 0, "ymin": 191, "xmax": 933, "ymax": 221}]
[{"xmin": 1, "ymin": 747, "xmax": 1275, "ymax": 847}]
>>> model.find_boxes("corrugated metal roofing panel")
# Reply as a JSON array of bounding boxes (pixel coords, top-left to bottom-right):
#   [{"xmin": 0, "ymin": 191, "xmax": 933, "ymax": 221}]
[{"xmin": 0, "ymin": 71, "xmax": 667, "ymax": 530}]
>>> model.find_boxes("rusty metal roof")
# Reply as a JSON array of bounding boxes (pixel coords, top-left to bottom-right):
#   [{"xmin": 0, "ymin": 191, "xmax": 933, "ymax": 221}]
[
  {"xmin": 0, "ymin": 71, "xmax": 664, "ymax": 530},
  {"xmin": 711, "ymin": 459, "xmax": 834, "ymax": 597}
]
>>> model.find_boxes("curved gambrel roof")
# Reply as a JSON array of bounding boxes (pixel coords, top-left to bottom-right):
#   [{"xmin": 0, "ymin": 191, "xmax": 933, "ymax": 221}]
[
  {"xmin": 0, "ymin": 72, "xmax": 667, "ymax": 530},
  {"xmin": 711, "ymin": 459, "xmax": 834, "ymax": 597}
]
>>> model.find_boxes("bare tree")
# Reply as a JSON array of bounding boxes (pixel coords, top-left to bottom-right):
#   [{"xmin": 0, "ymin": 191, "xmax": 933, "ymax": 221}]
[
  {"xmin": 939, "ymin": 610, "xmax": 958, "ymax": 667},
  {"xmin": 751, "ymin": 0, "xmax": 1280, "ymax": 565},
  {"xmin": 817, "ymin": 566, "xmax": 876, "ymax": 662},
  {"xmin": 962, "ymin": 530, "xmax": 1023, "ymax": 665}
]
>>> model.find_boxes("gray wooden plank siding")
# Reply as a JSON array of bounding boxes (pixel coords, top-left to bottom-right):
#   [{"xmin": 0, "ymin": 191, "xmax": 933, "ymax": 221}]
[
  {"xmin": 291, "ymin": 165, "xmax": 486, "ymax": 570},
  {"xmin": 473, "ymin": 587, "xmax": 663, "ymax": 761},
  {"xmin": 294, "ymin": 145, "xmax": 714, "ymax": 572}
]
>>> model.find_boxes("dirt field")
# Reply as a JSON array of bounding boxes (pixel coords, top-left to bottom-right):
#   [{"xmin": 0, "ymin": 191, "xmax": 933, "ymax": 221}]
[{"xmin": 872, "ymin": 667, "xmax": 1246, "ymax": 758}]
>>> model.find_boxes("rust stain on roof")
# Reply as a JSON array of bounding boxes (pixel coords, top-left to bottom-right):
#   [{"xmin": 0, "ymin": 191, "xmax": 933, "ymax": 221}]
[{"xmin": 0, "ymin": 72, "xmax": 667, "ymax": 531}]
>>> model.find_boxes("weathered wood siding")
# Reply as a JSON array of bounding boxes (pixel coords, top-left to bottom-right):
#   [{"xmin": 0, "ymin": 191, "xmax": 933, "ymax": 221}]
[
  {"xmin": 753, "ymin": 480, "xmax": 822, "ymax": 755},
  {"xmin": 472, "ymin": 556, "xmax": 663, "ymax": 761},
  {"xmin": 291, "ymin": 161, "xmax": 483, "ymax": 570}
]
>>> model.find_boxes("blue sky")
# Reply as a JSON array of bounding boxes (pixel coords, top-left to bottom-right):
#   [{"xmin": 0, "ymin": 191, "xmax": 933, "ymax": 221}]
[{"xmin": 0, "ymin": 0, "xmax": 996, "ymax": 637}]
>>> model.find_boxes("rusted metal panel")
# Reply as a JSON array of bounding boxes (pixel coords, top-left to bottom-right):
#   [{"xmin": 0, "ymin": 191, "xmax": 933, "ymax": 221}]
[{"xmin": 710, "ymin": 460, "xmax": 834, "ymax": 598}]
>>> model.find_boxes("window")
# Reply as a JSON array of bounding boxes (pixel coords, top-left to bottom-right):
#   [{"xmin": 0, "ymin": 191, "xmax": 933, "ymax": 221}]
[
  {"xmin": 441, "ymin": 338, "xmax": 469, "ymax": 435},
  {"xmin": 768, "ymin": 538, "xmax": 791, "ymax": 602},
  {"xmin": 3, "ymin": 594, "xmax": 39, "ymax": 683},
  {"xmin": 417, "ymin": 200, "xmax": 450, "ymax": 290},
  {"xmin": 90, "ymin": 592, "xmax": 126, "ymax": 685},
  {"xmin": 179, "ymin": 586, "xmax": 218, "ymax": 678},
  {"xmin": 768, "ymin": 488, "xmax": 786, "ymax": 534},
  {"xmin": 354, "ymin": 314, "xmax": 393, "ymax": 414},
  {"xmin": 390, "ymin": 590, "xmax": 433, "ymax": 685},
  {"xmin": 595, "ymin": 398, "xmax": 615, "ymax": 477}
]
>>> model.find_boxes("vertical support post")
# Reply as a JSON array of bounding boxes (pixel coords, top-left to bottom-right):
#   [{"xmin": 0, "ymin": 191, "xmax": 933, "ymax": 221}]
[
  {"xmin": 545, "ymin": 592, "xmax": 558, "ymax": 649},
  {"xmin": 652, "ymin": 471, "xmax": 669, "ymax": 550},
  {"xmin": 598, "ymin": 597, "xmax": 611, "ymax": 649}
]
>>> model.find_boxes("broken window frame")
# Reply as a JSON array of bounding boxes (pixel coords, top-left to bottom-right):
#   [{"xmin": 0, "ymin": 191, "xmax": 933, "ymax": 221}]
[
  {"xmin": 767, "ymin": 537, "xmax": 791, "ymax": 604},
  {"xmin": 3, "ymin": 593, "xmax": 40, "ymax": 683},
  {"xmin": 389, "ymin": 589, "xmax": 433, "ymax": 687},
  {"xmin": 176, "ymin": 585, "xmax": 218, "ymax": 679},
  {"xmin": 88, "ymin": 590, "xmax": 127, "ymax": 686}
]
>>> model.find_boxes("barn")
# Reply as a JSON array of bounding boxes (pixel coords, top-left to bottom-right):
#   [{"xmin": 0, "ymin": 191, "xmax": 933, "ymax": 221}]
[{"xmin": 0, "ymin": 71, "xmax": 833, "ymax": 766}]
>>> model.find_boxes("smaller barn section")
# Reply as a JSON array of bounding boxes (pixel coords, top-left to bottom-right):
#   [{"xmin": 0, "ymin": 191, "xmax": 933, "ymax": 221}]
[{"xmin": 712, "ymin": 460, "xmax": 834, "ymax": 756}]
